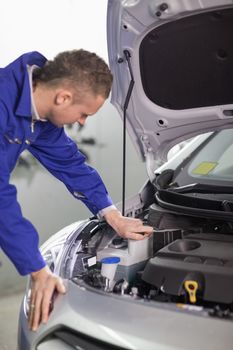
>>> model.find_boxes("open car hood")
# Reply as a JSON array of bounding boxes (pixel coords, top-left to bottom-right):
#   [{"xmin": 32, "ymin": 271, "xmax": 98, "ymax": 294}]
[{"xmin": 107, "ymin": 0, "xmax": 233, "ymax": 164}]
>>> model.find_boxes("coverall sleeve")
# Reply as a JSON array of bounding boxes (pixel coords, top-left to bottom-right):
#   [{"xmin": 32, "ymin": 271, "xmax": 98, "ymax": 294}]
[
  {"xmin": 0, "ymin": 108, "xmax": 46, "ymax": 275},
  {"xmin": 29, "ymin": 123, "xmax": 113, "ymax": 215}
]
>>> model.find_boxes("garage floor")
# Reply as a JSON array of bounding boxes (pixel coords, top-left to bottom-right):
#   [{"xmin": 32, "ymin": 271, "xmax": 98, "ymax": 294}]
[{"xmin": 0, "ymin": 292, "xmax": 24, "ymax": 350}]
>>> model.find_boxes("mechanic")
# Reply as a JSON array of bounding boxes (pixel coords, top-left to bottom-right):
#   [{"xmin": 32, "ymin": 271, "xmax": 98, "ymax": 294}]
[{"xmin": 0, "ymin": 50, "xmax": 153, "ymax": 331}]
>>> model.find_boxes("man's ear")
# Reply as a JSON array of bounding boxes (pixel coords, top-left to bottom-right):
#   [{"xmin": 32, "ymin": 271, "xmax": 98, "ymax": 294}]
[{"xmin": 54, "ymin": 90, "xmax": 73, "ymax": 106}]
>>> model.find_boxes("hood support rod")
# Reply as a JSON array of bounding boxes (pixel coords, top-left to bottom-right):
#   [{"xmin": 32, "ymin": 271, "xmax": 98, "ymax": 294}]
[{"xmin": 122, "ymin": 49, "xmax": 135, "ymax": 216}]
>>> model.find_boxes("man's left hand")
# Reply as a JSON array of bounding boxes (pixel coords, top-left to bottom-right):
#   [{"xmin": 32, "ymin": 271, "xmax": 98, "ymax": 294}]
[{"xmin": 28, "ymin": 266, "xmax": 66, "ymax": 332}]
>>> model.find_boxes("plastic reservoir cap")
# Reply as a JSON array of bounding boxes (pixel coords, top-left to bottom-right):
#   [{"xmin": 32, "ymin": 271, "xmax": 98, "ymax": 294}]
[{"xmin": 101, "ymin": 256, "xmax": 120, "ymax": 264}]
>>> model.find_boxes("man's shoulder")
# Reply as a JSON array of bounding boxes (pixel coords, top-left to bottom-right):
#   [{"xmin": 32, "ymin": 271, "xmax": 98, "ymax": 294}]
[
  {"xmin": 0, "ymin": 51, "xmax": 47, "ymax": 88},
  {"xmin": 0, "ymin": 52, "xmax": 47, "ymax": 118},
  {"xmin": 5, "ymin": 51, "xmax": 47, "ymax": 70}
]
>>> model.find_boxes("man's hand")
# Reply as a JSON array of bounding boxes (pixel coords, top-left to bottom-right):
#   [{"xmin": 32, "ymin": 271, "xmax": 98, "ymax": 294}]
[
  {"xmin": 28, "ymin": 265, "xmax": 66, "ymax": 332},
  {"xmin": 104, "ymin": 209, "xmax": 153, "ymax": 240}
]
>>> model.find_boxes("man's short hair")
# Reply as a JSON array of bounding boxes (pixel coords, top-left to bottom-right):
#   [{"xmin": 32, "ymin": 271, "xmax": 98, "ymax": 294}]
[{"xmin": 33, "ymin": 49, "xmax": 113, "ymax": 100}]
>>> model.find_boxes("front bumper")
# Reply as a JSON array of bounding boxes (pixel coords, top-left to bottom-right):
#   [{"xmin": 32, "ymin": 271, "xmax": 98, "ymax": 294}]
[{"xmin": 18, "ymin": 279, "xmax": 233, "ymax": 350}]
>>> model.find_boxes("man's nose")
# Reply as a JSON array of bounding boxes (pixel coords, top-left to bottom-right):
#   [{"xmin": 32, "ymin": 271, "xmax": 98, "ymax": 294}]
[
  {"xmin": 79, "ymin": 116, "xmax": 88, "ymax": 126},
  {"xmin": 77, "ymin": 119, "xmax": 85, "ymax": 127}
]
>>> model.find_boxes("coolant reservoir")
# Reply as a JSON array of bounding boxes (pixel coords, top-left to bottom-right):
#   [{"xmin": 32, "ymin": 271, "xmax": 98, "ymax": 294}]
[{"xmin": 97, "ymin": 236, "xmax": 153, "ymax": 282}]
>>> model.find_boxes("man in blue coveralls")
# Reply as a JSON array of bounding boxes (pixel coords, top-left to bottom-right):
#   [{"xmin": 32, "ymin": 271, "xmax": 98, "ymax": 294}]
[{"xmin": 0, "ymin": 49, "xmax": 152, "ymax": 331}]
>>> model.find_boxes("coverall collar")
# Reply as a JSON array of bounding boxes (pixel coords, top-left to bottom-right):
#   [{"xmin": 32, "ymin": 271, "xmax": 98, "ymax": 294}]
[
  {"xmin": 15, "ymin": 71, "xmax": 32, "ymax": 118},
  {"xmin": 10, "ymin": 52, "xmax": 47, "ymax": 118}
]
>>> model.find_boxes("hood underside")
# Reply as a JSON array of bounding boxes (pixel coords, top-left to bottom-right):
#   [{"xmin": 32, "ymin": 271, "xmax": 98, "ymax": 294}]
[{"xmin": 107, "ymin": 0, "xmax": 233, "ymax": 162}]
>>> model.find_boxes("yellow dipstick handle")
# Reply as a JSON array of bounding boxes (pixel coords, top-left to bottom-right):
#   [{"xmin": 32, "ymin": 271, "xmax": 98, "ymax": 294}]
[{"xmin": 184, "ymin": 280, "xmax": 198, "ymax": 303}]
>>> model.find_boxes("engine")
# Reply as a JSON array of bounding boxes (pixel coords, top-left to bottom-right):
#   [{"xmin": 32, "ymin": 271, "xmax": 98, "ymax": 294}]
[{"xmin": 63, "ymin": 196, "xmax": 233, "ymax": 321}]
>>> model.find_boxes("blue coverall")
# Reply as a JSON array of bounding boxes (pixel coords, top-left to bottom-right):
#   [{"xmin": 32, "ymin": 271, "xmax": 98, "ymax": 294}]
[{"xmin": 0, "ymin": 51, "xmax": 113, "ymax": 275}]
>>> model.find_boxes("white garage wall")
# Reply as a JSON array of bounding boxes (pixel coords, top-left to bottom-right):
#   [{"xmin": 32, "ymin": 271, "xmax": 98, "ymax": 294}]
[{"xmin": 0, "ymin": 0, "xmax": 108, "ymax": 65}]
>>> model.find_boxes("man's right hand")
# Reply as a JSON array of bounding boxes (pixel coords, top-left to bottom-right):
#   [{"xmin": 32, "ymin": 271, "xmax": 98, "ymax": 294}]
[
  {"xmin": 104, "ymin": 209, "xmax": 153, "ymax": 240},
  {"xmin": 28, "ymin": 265, "xmax": 66, "ymax": 332}
]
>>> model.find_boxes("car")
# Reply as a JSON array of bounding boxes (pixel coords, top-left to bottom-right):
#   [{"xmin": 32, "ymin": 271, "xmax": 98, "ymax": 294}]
[{"xmin": 18, "ymin": 0, "xmax": 233, "ymax": 349}]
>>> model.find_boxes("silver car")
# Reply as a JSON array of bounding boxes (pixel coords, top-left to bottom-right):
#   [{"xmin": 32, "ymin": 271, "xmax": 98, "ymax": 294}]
[{"xmin": 18, "ymin": 0, "xmax": 233, "ymax": 349}]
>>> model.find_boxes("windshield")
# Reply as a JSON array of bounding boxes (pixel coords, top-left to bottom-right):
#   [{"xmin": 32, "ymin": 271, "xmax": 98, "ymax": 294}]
[{"xmin": 174, "ymin": 129, "xmax": 233, "ymax": 186}]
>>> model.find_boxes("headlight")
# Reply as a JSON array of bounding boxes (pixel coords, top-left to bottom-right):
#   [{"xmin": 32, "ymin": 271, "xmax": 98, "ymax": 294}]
[{"xmin": 40, "ymin": 222, "xmax": 81, "ymax": 272}]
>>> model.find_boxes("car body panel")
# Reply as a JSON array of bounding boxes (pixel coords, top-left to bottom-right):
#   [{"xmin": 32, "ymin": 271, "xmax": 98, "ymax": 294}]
[
  {"xmin": 107, "ymin": 0, "xmax": 233, "ymax": 161},
  {"xmin": 18, "ymin": 280, "xmax": 233, "ymax": 350}
]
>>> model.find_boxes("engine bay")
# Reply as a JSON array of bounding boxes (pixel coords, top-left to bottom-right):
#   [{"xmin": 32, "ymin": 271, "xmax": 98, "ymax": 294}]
[{"xmin": 61, "ymin": 186, "xmax": 233, "ymax": 321}]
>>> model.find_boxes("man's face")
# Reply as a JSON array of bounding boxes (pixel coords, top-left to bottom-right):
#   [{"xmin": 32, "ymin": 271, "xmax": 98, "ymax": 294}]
[{"xmin": 46, "ymin": 93, "xmax": 106, "ymax": 128}]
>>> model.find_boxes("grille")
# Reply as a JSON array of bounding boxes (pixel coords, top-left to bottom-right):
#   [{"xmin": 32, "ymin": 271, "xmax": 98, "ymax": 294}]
[{"xmin": 37, "ymin": 327, "xmax": 129, "ymax": 350}]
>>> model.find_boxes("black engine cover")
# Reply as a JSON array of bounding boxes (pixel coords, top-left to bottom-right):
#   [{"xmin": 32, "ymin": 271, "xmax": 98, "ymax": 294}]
[{"xmin": 142, "ymin": 234, "xmax": 233, "ymax": 304}]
